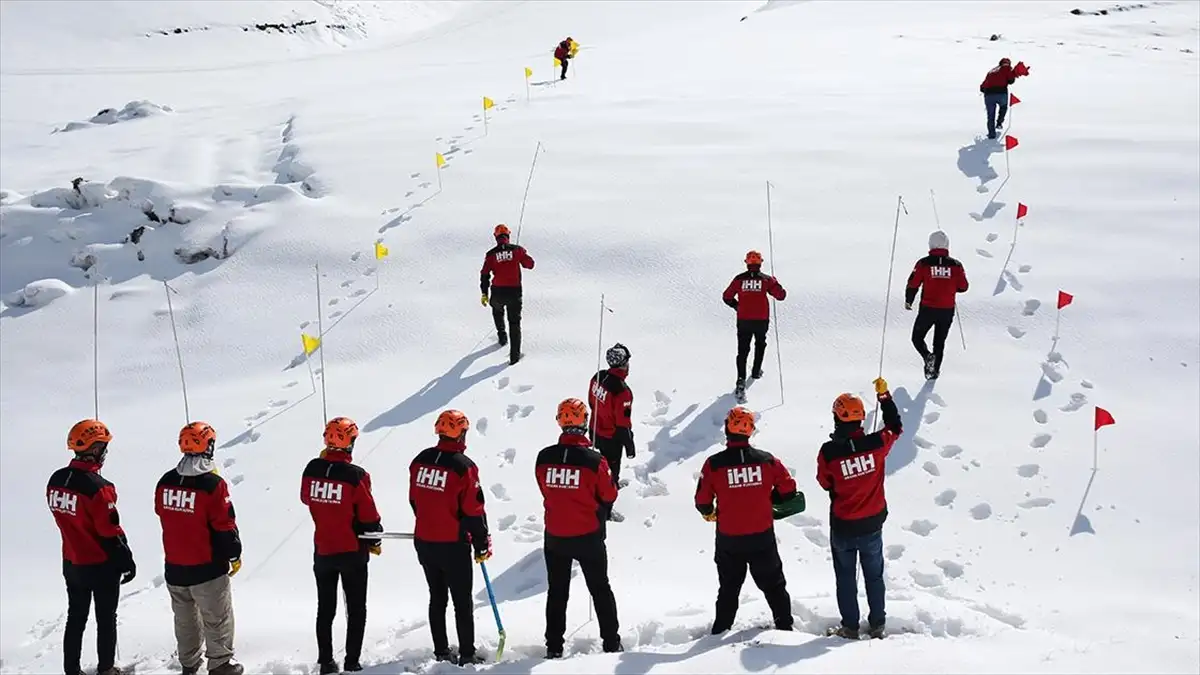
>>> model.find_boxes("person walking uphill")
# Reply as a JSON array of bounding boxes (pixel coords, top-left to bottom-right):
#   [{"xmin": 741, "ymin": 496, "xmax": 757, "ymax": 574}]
[
  {"xmin": 536, "ymin": 399, "xmax": 623, "ymax": 658},
  {"xmin": 553, "ymin": 37, "xmax": 573, "ymax": 80},
  {"xmin": 905, "ymin": 230, "xmax": 968, "ymax": 380},
  {"xmin": 722, "ymin": 250, "xmax": 787, "ymax": 402},
  {"xmin": 695, "ymin": 407, "xmax": 797, "ymax": 635},
  {"xmin": 979, "ymin": 56, "xmax": 1030, "ymax": 139},
  {"xmin": 409, "ymin": 410, "xmax": 492, "ymax": 666},
  {"xmin": 48, "ymin": 419, "xmax": 137, "ymax": 675},
  {"xmin": 817, "ymin": 379, "xmax": 903, "ymax": 640},
  {"xmin": 481, "ymin": 223, "xmax": 535, "ymax": 365},
  {"xmin": 156, "ymin": 422, "xmax": 244, "ymax": 675},
  {"xmin": 300, "ymin": 417, "xmax": 383, "ymax": 675},
  {"xmin": 587, "ymin": 343, "xmax": 636, "ymax": 495}
]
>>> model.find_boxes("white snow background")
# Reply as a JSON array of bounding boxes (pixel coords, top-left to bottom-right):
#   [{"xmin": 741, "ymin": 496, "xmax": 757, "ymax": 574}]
[{"xmin": 2, "ymin": 0, "xmax": 1198, "ymax": 673}]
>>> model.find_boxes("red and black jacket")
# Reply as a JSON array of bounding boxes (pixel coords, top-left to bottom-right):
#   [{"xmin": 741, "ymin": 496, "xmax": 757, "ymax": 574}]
[
  {"xmin": 587, "ymin": 368, "xmax": 634, "ymax": 452},
  {"xmin": 409, "ymin": 439, "xmax": 489, "ymax": 554},
  {"xmin": 480, "ymin": 243, "xmax": 534, "ymax": 293},
  {"xmin": 554, "ymin": 41, "xmax": 570, "ymax": 61},
  {"xmin": 723, "ymin": 271, "xmax": 786, "ymax": 321},
  {"xmin": 301, "ymin": 450, "xmax": 383, "ymax": 563},
  {"xmin": 155, "ymin": 468, "xmax": 242, "ymax": 586},
  {"xmin": 816, "ymin": 393, "xmax": 902, "ymax": 537},
  {"xmin": 47, "ymin": 460, "xmax": 134, "ymax": 574},
  {"xmin": 980, "ymin": 63, "xmax": 1016, "ymax": 95},
  {"xmin": 695, "ymin": 442, "xmax": 797, "ymax": 551},
  {"xmin": 905, "ymin": 249, "xmax": 968, "ymax": 310},
  {"xmin": 535, "ymin": 432, "xmax": 618, "ymax": 548}
]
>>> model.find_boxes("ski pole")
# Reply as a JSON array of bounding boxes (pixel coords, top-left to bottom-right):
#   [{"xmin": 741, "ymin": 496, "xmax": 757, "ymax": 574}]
[
  {"xmin": 955, "ymin": 305, "xmax": 967, "ymax": 350},
  {"xmin": 480, "ymin": 561, "xmax": 506, "ymax": 661},
  {"xmin": 873, "ymin": 196, "xmax": 907, "ymax": 431},
  {"xmin": 515, "ymin": 141, "xmax": 544, "ymax": 245}
]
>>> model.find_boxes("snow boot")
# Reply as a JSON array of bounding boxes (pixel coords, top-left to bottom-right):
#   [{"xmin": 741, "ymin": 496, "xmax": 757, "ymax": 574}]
[
  {"xmin": 181, "ymin": 667, "xmax": 199, "ymax": 675},
  {"xmin": 602, "ymin": 639, "xmax": 624, "ymax": 653},
  {"xmin": 734, "ymin": 377, "xmax": 746, "ymax": 403},
  {"xmin": 433, "ymin": 650, "xmax": 456, "ymax": 663},
  {"xmin": 867, "ymin": 624, "xmax": 886, "ymax": 639},
  {"xmin": 97, "ymin": 668, "xmax": 125, "ymax": 675},
  {"xmin": 827, "ymin": 625, "xmax": 859, "ymax": 640},
  {"xmin": 458, "ymin": 651, "xmax": 486, "ymax": 666},
  {"xmin": 318, "ymin": 662, "xmax": 340, "ymax": 675},
  {"xmin": 923, "ymin": 354, "xmax": 937, "ymax": 379},
  {"xmin": 545, "ymin": 647, "xmax": 564, "ymax": 659},
  {"xmin": 497, "ymin": 330, "xmax": 508, "ymax": 347},
  {"xmin": 750, "ymin": 368, "xmax": 763, "ymax": 380},
  {"xmin": 209, "ymin": 663, "xmax": 244, "ymax": 675},
  {"xmin": 509, "ymin": 351, "xmax": 521, "ymax": 365}
]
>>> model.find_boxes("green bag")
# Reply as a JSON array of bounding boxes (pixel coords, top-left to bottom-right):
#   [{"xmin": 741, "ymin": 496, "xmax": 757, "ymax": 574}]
[{"xmin": 772, "ymin": 492, "xmax": 806, "ymax": 520}]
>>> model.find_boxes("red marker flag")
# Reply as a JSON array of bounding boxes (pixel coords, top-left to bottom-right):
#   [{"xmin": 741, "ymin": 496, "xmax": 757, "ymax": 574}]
[
  {"xmin": 1057, "ymin": 290, "xmax": 1073, "ymax": 310},
  {"xmin": 1009, "ymin": 93, "xmax": 1022, "ymax": 106},
  {"xmin": 1094, "ymin": 407, "xmax": 1115, "ymax": 431},
  {"xmin": 1013, "ymin": 61, "xmax": 1031, "ymax": 77},
  {"xmin": 1016, "ymin": 203, "xmax": 1028, "ymax": 220},
  {"xmin": 1005, "ymin": 135, "xmax": 1020, "ymax": 151}
]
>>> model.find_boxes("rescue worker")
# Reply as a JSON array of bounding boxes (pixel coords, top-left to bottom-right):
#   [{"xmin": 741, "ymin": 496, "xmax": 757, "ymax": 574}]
[
  {"xmin": 722, "ymin": 250, "xmax": 787, "ymax": 400},
  {"xmin": 553, "ymin": 37, "xmax": 573, "ymax": 80},
  {"xmin": 905, "ymin": 230, "xmax": 969, "ymax": 380},
  {"xmin": 586, "ymin": 343, "xmax": 636, "ymax": 490},
  {"xmin": 480, "ymin": 224, "xmax": 535, "ymax": 365}
]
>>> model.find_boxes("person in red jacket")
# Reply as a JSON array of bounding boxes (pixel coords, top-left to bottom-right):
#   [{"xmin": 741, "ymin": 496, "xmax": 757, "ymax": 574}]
[
  {"xmin": 816, "ymin": 378, "xmax": 902, "ymax": 640},
  {"xmin": 694, "ymin": 407, "xmax": 796, "ymax": 635},
  {"xmin": 409, "ymin": 410, "xmax": 491, "ymax": 666},
  {"xmin": 536, "ymin": 399, "xmax": 622, "ymax": 658},
  {"xmin": 587, "ymin": 343, "xmax": 635, "ymax": 495},
  {"xmin": 553, "ymin": 37, "xmax": 572, "ymax": 80},
  {"xmin": 979, "ymin": 56, "xmax": 1029, "ymax": 139},
  {"xmin": 300, "ymin": 417, "xmax": 383, "ymax": 675},
  {"xmin": 155, "ymin": 422, "xmax": 244, "ymax": 675},
  {"xmin": 480, "ymin": 223, "xmax": 535, "ymax": 365},
  {"xmin": 47, "ymin": 419, "xmax": 136, "ymax": 675},
  {"xmin": 905, "ymin": 230, "xmax": 969, "ymax": 380},
  {"xmin": 722, "ymin": 250, "xmax": 787, "ymax": 399}
]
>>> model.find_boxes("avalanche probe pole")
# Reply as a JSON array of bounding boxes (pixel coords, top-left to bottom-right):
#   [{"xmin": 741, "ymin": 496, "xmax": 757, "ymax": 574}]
[
  {"xmin": 315, "ymin": 262, "xmax": 328, "ymax": 422},
  {"xmin": 515, "ymin": 141, "xmax": 544, "ymax": 244},
  {"xmin": 766, "ymin": 180, "xmax": 784, "ymax": 405},
  {"xmin": 480, "ymin": 561, "xmax": 506, "ymax": 661},
  {"xmin": 873, "ymin": 196, "xmax": 907, "ymax": 431},
  {"xmin": 163, "ymin": 281, "xmax": 192, "ymax": 422},
  {"xmin": 929, "ymin": 189, "xmax": 967, "ymax": 351},
  {"xmin": 92, "ymin": 283, "xmax": 100, "ymax": 418}
]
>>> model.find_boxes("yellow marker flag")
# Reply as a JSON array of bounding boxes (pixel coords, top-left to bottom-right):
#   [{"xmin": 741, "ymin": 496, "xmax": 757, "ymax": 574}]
[
  {"xmin": 569, "ymin": 40, "xmax": 579, "ymax": 57},
  {"xmin": 301, "ymin": 333, "xmax": 321, "ymax": 355},
  {"xmin": 524, "ymin": 67, "xmax": 533, "ymax": 78},
  {"xmin": 374, "ymin": 241, "xmax": 389, "ymax": 260},
  {"xmin": 483, "ymin": 96, "xmax": 495, "ymax": 110},
  {"xmin": 553, "ymin": 57, "xmax": 561, "ymax": 67},
  {"xmin": 436, "ymin": 152, "xmax": 446, "ymax": 169}
]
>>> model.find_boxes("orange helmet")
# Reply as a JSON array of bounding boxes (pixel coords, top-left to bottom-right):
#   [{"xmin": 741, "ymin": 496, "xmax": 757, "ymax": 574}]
[
  {"xmin": 725, "ymin": 406, "xmax": 756, "ymax": 436},
  {"xmin": 745, "ymin": 250, "xmax": 763, "ymax": 266},
  {"xmin": 556, "ymin": 398, "xmax": 588, "ymax": 428},
  {"xmin": 68, "ymin": 419, "xmax": 111, "ymax": 452},
  {"xmin": 324, "ymin": 417, "xmax": 359, "ymax": 450},
  {"xmin": 179, "ymin": 421, "xmax": 217, "ymax": 455},
  {"xmin": 494, "ymin": 224, "xmax": 511, "ymax": 239},
  {"xmin": 833, "ymin": 394, "xmax": 865, "ymax": 422},
  {"xmin": 435, "ymin": 409, "xmax": 470, "ymax": 438}
]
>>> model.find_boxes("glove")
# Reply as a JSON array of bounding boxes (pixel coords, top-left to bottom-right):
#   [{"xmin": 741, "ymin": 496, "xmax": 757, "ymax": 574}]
[
  {"xmin": 480, "ymin": 294, "xmax": 489, "ymax": 307},
  {"xmin": 904, "ymin": 302, "xmax": 912, "ymax": 310},
  {"xmin": 702, "ymin": 511, "xmax": 718, "ymax": 523},
  {"xmin": 120, "ymin": 562, "xmax": 136, "ymax": 585},
  {"xmin": 724, "ymin": 298, "xmax": 738, "ymax": 310},
  {"xmin": 369, "ymin": 543, "xmax": 382, "ymax": 556},
  {"xmin": 873, "ymin": 377, "xmax": 889, "ymax": 395},
  {"xmin": 473, "ymin": 535, "xmax": 493, "ymax": 563},
  {"xmin": 228, "ymin": 558, "xmax": 242, "ymax": 577},
  {"xmin": 625, "ymin": 446, "xmax": 635, "ymax": 459}
]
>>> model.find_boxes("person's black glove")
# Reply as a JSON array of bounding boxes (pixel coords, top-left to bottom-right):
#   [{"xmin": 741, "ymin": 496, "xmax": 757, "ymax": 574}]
[
  {"xmin": 120, "ymin": 561, "xmax": 136, "ymax": 585},
  {"xmin": 724, "ymin": 298, "xmax": 738, "ymax": 310}
]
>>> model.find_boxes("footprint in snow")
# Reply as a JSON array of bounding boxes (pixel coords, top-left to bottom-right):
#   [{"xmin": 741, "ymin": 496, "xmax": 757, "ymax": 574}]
[
  {"xmin": 514, "ymin": 384, "xmax": 533, "ymax": 393},
  {"xmin": 986, "ymin": 233, "xmax": 999, "ymax": 242},
  {"xmin": 910, "ymin": 570, "xmax": 944, "ymax": 588},
  {"xmin": 418, "ymin": 182, "xmax": 432, "ymax": 189},
  {"xmin": 1007, "ymin": 326, "xmax": 1026, "ymax": 339},
  {"xmin": 923, "ymin": 411, "xmax": 941, "ymax": 424},
  {"xmin": 502, "ymin": 448, "xmax": 516, "ymax": 464},
  {"xmin": 330, "ymin": 311, "xmax": 344, "ymax": 319},
  {"xmin": 269, "ymin": 399, "xmax": 289, "ymax": 408},
  {"xmin": 464, "ymin": 126, "xmax": 475, "ymax": 131},
  {"xmin": 1060, "ymin": 392, "xmax": 1088, "ymax": 412},
  {"xmin": 1033, "ymin": 409, "xmax": 1049, "ymax": 424},
  {"xmin": 381, "ymin": 207, "xmax": 399, "ymax": 215},
  {"xmin": 340, "ymin": 280, "xmax": 354, "ymax": 288},
  {"xmin": 976, "ymin": 249, "xmax": 994, "ymax": 258},
  {"xmin": 970, "ymin": 503, "xmax": 993, "ymax": 520},
  {"xmin": 498, "ymin": 514, "xmax": 517, "ymax": 531},
  {"xmin": 505, "ymin": 404, "xmax": 534, "ymax": 421},
  {"xmin": 497, "ymin": 377, "xmax": 510, "ymax": 390},
  {"xmin": 405, "ymin": 190, "xmax": 415, "ymax": 198},
  {"xmin": 1017, "ymin": 464, "xmax": 1040, "ymax": 477},
  {"xmin": 410, "ymin": 172, "xmax": 421, "ymax": 179},
  {"xmin": 464, "ymin": 149, "xmax": 474, "ymax": 155},
  {"xmin": 886, "ymin": 544, "xmax": 906, "ymax": 560},
  {"xmin": 1018, "ymin": 497, "xmax": 1055, "ymax": 509},
  {"xmin": 934, "ymin": 489, "xmax": 958, "ymax": 506},
  {"xmin": 923, "ymin": 461, "xmax": 941, "ymax": 476},
  {"xmin": 350, "ymin": 252, "xmax": 361, "ymax": 262},
  {"xmin": 350, "ymin": 289, "xmax": 368, "ymax": 298},
  {"xmin": 904, "ymin": 519, "xmax": 938, "ymax": 537},
  {"xmin": 644, "ymin": 515, "xmax": 657, "ymax": 529},
  {"xmin": 1022, "ymin": 299, "xmax": 1041, "ymax": 316},
  {"xmin": 939, "ymin": 445, "xmax": 963, "ymax": 459},
  {"xmin": 490, "ymin": 484, "xmax": 510, "ymax": 501},
  {"xmin": 328, "ymin": 298, "xmax": 339, "ymax": 306},
  {"xmin": 223, "ymin": 457, "xmax": 237, "ymax": 468},
  {"xmin": 1081, "ymin": 379, "xmax": 1095, "ymax": 389},
  {"xmin": 1030, "ymin": 433, "xmax": 1053, "ymax": 449},
  {"xmin": 477, "ymin": 418, "xmax": 488, "ymax": 435},
  {"xmin": 230, "ymin": 475, "xmax": 245, "ymax": 486},
  {"xmin": 246, "ymin": 410, "xmax": 269, "ymax": 421},
  {"xmin": 802, "ymin": 528, "xmax": 830, "ymax": 547},
  {"xmin": 913, "ymin": 435, "xmax": 935, "ymax": 449},
  {"xmin": 935, "ymin": 560, "xmax": 965, "ymax": 579},
  {"xmin": 299, "ymin": 320, "xmax": 311, "ymax": 329},
  {"xmin": 928, "ymin": 393, "xmax": 947, "ymax": 407},
  {"xmin": 1018, "ymin": 264, "xmax": 1032, "ymax": 273},
  {"xmin": 1041, "ymin": 360, "xmax": 1066, "ymax": 384}
]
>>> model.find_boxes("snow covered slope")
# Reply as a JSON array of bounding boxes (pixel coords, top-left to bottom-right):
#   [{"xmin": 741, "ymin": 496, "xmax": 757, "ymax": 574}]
[{"xmin": 2, "ymin": 0, "xmax": 1198, "ymax": 673}]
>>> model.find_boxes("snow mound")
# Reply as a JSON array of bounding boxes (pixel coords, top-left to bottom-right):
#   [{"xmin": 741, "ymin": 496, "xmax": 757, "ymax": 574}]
[
  {"xmin": 0, "ymin": 278, "xmax": 73, "ymax": 311},
  {"xmin": 55, "ymin": 100, "xmax": 173, "ymax": 133}
]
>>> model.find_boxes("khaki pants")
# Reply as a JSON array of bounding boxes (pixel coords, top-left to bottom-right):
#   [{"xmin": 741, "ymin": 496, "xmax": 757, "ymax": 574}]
[{"xmin": 168, "ymin": 575, "xmax": 235, "ymax": 671}]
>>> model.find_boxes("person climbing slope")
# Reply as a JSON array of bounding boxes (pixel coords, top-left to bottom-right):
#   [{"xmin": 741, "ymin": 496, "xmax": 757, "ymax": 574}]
[
  {"xmin": 905, "ymin": 230, "xmax": 968, "ymax": 380},
  {"xmin": 553, "ymin": 37, "xmax": 573, "ymax": 80},
  {"xmin": 979, "ymin": 56, "xmax": 1030, "ymax": 139},
  {"xmin": 480, "ymin": 223, "xmax": 535, "ymax": 365},
  {"xmin": 722, "ymin": 250, "xmax": 787, "ymax": 402}
]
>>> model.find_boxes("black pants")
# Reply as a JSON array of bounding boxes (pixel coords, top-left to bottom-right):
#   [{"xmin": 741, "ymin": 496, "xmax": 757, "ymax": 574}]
[
  {"xmin": 911, "ymin": 306, "xmax": 955, "ymax": 373},
  {"xmin": 544, "ymin": 540, "xmax": 619, "ymax": 651},
  {"xmin": 63, "ymin": 565, "xmax": 121, "ymax": 675},
  {"xmin": 712, "ymin": 543, "xmax": 792, "ymax": 633},
  {"xmin": 416, "ymin": 542, "xmax": 475, "ymax": 657},
  {"xmin": 594, "ymin": 436, "xmax": 622, "ymax": 484},
  {"xmin": 314, "ymin": 556, "xmax": 369, "ymax": 665},
  {"xmin": 736, "ymin": 319, "xmax": 769, "ymax": 381},
  {"xmin": 560, "ymin": 58, "xmax": 569, "ymax": 79},
  {"xmin": 490, "ymin": 286, "xmax": 522, "ymax": 361}
]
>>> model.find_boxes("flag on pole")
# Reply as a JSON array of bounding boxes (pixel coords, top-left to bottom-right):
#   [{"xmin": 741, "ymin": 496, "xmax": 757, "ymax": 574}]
[
  {"xmin": 436, "ymin": 152, "xmax": 446, "ymax": 169},
  {"xmin": 524, "ymin": 67, "xmax": 532, "ymax": 78},
  {"xmin": 301, "ymin": 333, "xmax": 321, "ymax": 355},
  {"xmin": 1057, "ymin": 291, "xmax": 1073, "ymax": 310},
  {"xmin": 483, "ymin": 96, "xmax": 495, "ymax": 111},
  {"xmin": 1005, "ymin": 135, "xmax": 1020, "ymax": 151},
  {"xmin": 1009, "ymin": 93, "xmax": 1022, "ymax": 106},
  {"xmin": 1094, "ymin": 407, "xmax": 1115, "ymax": 430},
  {"xmin": 1016, "ymin": 202, "xmax": 1029, "ymax": 220},
  {"xmin": 553, "ymin": 57, "xmax": 561, "ymax": 68},
  {"xmin": 374, "ymin": 242, "xmax": 389, "ymax": 260}
]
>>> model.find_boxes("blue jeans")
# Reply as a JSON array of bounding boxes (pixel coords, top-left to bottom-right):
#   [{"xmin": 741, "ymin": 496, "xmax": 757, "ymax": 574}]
[
  {"xmin": 830, "ymin": 528, "xmax": 885, "ymax": 629},
  {"xmin": 984, "ymin": 92, "xmax": 1008, "ymax": 137}
]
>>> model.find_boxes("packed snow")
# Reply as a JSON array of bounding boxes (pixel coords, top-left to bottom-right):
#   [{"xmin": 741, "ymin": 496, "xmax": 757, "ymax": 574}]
[{"xmin": 2, "ymin": 1, "xmax": 1198, "ymax": 674}]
